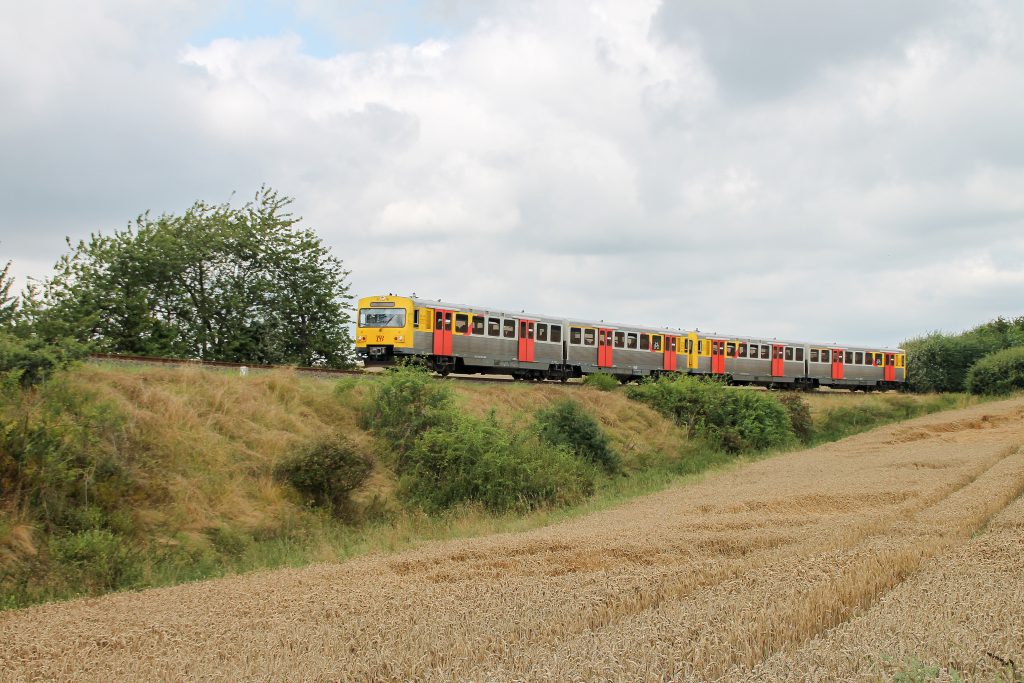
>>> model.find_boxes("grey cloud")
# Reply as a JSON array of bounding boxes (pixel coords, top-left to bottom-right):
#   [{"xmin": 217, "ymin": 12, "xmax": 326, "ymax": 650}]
[{"xmin": 651, "ymin": 0, "xmax": 956, "ymax": 102}]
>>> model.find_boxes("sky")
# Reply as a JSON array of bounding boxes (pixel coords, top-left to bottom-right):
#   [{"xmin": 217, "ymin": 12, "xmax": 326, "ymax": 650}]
[{"xmin": 1, "ymin": 0, "xmax": 1022, "ymax": 347}]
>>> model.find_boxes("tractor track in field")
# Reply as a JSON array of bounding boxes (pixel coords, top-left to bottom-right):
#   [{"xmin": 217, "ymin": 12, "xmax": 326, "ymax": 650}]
[{"xmin": 3, "ymin": 398, "xmax": 1023, "ymax": 682}]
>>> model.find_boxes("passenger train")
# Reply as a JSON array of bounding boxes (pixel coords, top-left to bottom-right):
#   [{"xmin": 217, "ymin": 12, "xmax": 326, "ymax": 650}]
[{"xmin": 355, "ymin": 294, "xmax": 906, "ymax": 390}]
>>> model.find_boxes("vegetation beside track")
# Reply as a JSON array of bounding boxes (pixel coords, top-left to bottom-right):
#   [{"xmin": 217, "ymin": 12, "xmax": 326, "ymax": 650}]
[{"xmin": 0, "ymin": 362, "xmax": 983, "ymax": 610}]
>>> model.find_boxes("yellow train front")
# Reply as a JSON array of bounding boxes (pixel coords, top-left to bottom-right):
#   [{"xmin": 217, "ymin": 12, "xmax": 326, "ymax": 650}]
[{"xmin": 355, "ymin": 295, "xmax": 418, "ymax": 365}]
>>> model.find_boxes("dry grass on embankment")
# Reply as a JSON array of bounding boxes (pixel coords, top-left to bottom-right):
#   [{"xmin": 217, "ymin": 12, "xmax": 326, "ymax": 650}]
[
  {"xmin": 2, "ymin": 397, "xmax": 1023, "ymax": 681},
  {"xmin": 62, "ymin": 364, "xmax": 692, "ymax": 527},
  {"xmin": 1, "ymin": 364, "xmax": 700, "ymax": 606}
]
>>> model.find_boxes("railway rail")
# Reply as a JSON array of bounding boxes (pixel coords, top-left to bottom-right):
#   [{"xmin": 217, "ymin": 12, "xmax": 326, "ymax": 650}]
[{"xmin": 86, "ymin": 353, "xmax": 550, "ymax": 385}]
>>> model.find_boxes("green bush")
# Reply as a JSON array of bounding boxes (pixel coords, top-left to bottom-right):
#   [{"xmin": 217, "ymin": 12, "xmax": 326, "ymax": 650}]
[
  {"xmin": 0, "ymin": 331, "xmax": 87, "ymax": 387},
  {"xmin": 399, "ymin": 413, "xmax": 595, "ymax": 514},
  {"xmin": 535, "ymin": 399, "xmax": 620, "ymax": 473},
  {"xmin": 583, "ymin": 372, "xmax": 619, "ymax": 391},
  {"xmin": 275, "ymin": 436, "xmax": 372, "ymax": 519},
  {"xmin": 360, "ymin": 364, "xmax": 453, "ymax": 466},
  {"xmin": 626, "ymin": 376, "xmax": 794, "ymax": 453},
  {"xmin": 903, "ymin": 316, "xmax": 1024, "ymax": 393},
  {"xmin": 965, "ymin": 346, "xmax": 1024, "ymax": 395},
  {"xmin": 49, "ymin": 529, "xmax": 141, "ymax": 594},
  {"xmin": 777, "ymin": 393, "xmax": 814, "ymax": 444}
]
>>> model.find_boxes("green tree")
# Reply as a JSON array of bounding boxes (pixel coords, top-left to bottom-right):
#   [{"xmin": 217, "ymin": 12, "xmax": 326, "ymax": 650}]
[
  {"xmin": 903, "ymin": 316, "xmax": 1024, "ymax": 393},
  {"xmin": 0, "ymin": 260, "xmax": 16, "ymax": 327},
  {"xmin": 27, "ymin": 187, "xmax": 353, "ymax": 367}
]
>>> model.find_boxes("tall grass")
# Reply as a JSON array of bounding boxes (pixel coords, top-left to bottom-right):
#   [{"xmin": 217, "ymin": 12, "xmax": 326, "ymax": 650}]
[{"xmin": 1, "ymin": 363, "xmax": 980, "ymax": 610}]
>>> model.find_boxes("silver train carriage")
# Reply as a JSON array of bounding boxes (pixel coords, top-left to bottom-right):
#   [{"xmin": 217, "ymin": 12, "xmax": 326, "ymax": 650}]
[{"xmin": 355, "ymin": 295, "xmax": 906, "ymax": 390}]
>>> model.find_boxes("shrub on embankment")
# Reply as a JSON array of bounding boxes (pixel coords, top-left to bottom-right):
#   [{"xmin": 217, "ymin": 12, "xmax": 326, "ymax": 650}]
[
  {"xmin": 965, "ymin": 346, "xmax": 1024, "ymax": 396},
  {"xmin": 361, "ymin": 366, "xmax": 601, "ymax": 513},
  {"xmin": 626, "ymin": 376, "xmax": 796, "ymax": 453}
]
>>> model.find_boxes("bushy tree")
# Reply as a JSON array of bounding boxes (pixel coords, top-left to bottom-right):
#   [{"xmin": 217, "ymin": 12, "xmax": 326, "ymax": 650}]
[
  {"xmin": 27, "ymin": 187, "xmax": 353, "ymax": 367},
  {"xmin": 903, "ymin": 332, "xmax": 997, "ymax": 393},
  {"xmin": 0, "ymin": 258, "xmax": 87, "ymax": 387},
  {"xmin": 0, "ymin": 260, "xmax": 17, "ymax": 327},
  {"xmin": 965, "ymin": 346, "xmax": 1024, "ymax": 396}
]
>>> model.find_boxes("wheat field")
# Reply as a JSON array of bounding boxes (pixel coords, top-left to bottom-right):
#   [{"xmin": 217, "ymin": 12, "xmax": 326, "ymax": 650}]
[{"xmin": 2, "ymin": 397, "xmax": 1023, "ymax": 682}]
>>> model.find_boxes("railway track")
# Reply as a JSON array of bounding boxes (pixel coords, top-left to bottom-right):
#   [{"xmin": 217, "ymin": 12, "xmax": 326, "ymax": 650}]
[{"xmin": 86, "ymin": 353, "xmax": 570, "ymax": 385}]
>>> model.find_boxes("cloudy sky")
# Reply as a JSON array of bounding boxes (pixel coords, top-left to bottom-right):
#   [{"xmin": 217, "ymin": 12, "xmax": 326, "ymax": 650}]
[{"xmin": 2, "ymin": 0, "xmax": 1022, "ymax": 347}]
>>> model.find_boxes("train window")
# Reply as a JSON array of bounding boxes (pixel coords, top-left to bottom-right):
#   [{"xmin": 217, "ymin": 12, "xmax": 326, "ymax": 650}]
[
  {"xmin": 726, "ymin": 342, "xmax": 736, "ymax": 356},
  {"xmin": 684, "ymin": 339, "xmax": 693, "ymax": 353},
  {"xmin": 796, "ymin": 348, "xmax": 804, "ymax": 362},
  {"xmin": 488, "ymin": 317, "xmax": 501, "ymax": 337},
  {"xmin": 855, "ymin": 351, "xmax": 863, "ymax": 365},
  {"xmin": 454, "ymin": 313, "xmax": 468, "ymax": 334},
  {"xmin": 652, "ymin": 335, "xmax": 662, "ymax": 352},
  {"xmin": 551, "ymin": 325, "xmax": 562, "ymax": 343},
  {"xmin": 614, "ymin": 331, "xmax": 625, "ymax": 348},
  {"xmin": 785, "ymin": 347, "xmax": 794, "ymax": 361},
  {"xmin": 570, "ymin": 327, "xmax": 582, "ymax": 344},
  {"xmin": 759, "ymin": 345, "xmax": 768, "ymax": 359},
  {"xmin": 845, "ymin": 351, "xmax": 853, "ymax": 364},
  {"xmin": 536, "ymin": 323, "xmax": 548, "ymax": 342},
  {"xmin": 503, "ymin": 319, "xmax": 516, "ymax": 338},
  {"xmin": 737, "ymin": 342, "xmax": 747, "ymax": 358},
  {"xmin": 640, "ymin": 334, "xmax": 650, "ymax": 351},
  {"xmin": 668, "ymin": 337, "xmax": 676, "ymax": 352},
  {"xmin": 413, "ymin": 309, "xmax": 420, "ymax": 329},
  {"xmin": 584, "ymin": 329, "xmax": 596, "ymax": 346},
  {"xmin": 821, "ymin": 349, "xmax": 831, "ymax": 363},
  {"xmin": 810, "ymin": 349, "xmax": 819, "ymax": 363},
  {"xmin": 626, "ymin": 333, "xmax": 638, "ymax": 349},
  {"xmin": 472, "ymin": 316, "xmax": 484, "ymax": 335}
]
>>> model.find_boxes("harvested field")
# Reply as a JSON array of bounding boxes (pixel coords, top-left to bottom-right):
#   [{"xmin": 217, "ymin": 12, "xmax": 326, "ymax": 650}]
[{"xmin": 3, "ymin": 398, "xmax": 1024, "ymax": 682}]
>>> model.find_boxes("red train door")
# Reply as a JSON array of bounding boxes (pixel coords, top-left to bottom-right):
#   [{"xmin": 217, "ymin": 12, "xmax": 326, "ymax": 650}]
[
  {"xmin": 711, "ymin": 339, "xmax": 726, "ymax": 375},
  {"xmin": 771, "ymin": 344, "xmax": 785, "ymax": 377},
  {"xmin": 884, "ymin": 353, "xmax": 895, "ymax": 381},
  {"xmin": 433, "ymin": 309, "xmax": 453, "ymax": 356},
  {"xmin": 663, "ymin": 335, "xmax": 677, "ymax": 371},
  {"xmin": 598, "ymin": 328, "xmax": 613, "ymax": 368},
  {"xmin": 832, "ymin": 348, "xmax": 844, "ymax": 380},
  {"xmin": 518, "ymin": 320, "xmax": 535, "ymax": 362}
]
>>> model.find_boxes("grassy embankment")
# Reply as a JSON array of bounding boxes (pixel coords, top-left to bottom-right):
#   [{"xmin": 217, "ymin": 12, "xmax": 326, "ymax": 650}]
[{"xmin": 0, "ymin": 362, "xmax": 976, "ymax": 609}]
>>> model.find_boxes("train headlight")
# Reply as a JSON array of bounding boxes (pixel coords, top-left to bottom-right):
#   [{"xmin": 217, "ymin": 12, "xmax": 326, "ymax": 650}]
[
  {"xmin": 395, "ymin": 335, "xmax": 405, "ymax": 343},
  {"xmin": 357, "ymin": 335, "xmax": 367, "ymax": 343}
]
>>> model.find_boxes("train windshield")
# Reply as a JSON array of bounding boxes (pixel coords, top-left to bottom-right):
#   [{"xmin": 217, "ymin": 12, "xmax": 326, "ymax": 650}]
[{"xmin": 359, "ymin": 308, "xmax": 407, "ymax": 328}]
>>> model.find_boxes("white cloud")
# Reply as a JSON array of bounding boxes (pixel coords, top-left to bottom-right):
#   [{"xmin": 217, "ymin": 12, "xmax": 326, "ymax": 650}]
[{"xmin": 1, "ymin": 0, "xmax": 1023, "ymax": 347}]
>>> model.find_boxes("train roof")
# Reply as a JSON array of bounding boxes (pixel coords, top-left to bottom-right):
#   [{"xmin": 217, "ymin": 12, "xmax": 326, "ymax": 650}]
[
  {"xmin": 407, "ymin": 296, "xmax": 689, "ymax": 336},
  {"xmin": 400, "ymin": 296, "xmax": 904, "ymax": 352}
]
